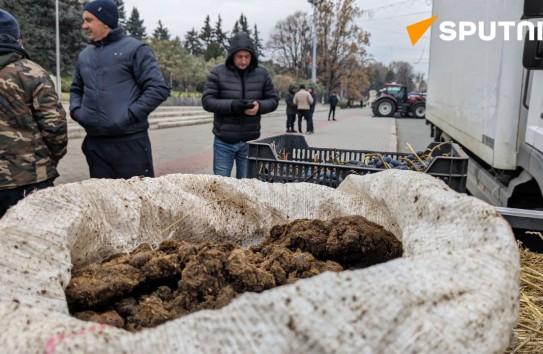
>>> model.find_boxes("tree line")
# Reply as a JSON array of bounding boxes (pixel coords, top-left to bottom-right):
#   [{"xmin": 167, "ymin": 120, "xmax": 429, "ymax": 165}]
[{"xmin": 0, "ymin": 0, "xmax": 426, "ymax": 102}]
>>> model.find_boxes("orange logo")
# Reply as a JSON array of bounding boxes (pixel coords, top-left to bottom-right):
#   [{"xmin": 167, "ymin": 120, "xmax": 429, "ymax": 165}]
[{"xmin": 407, "ymin": 15, "xmax": 438, "ymax": 45}]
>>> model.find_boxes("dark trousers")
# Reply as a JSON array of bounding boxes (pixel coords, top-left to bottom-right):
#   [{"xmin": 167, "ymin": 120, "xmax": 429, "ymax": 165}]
[
  {"xmin": 82, "ymin": 133, "xmax": 154, "ymax": 179},
  {"xmin": 286, "ymin": 113, "xmax": 296, "ymax": 131},
  {"xmin": 308, "ymin": 110, "xmax": 315, "ymax": 132},
  {"xmin": 0, "ymin": 179, "xmax": 54, "ymax": 218},
  {"xmin": 328, "ymin": 105, "xmax": 337, "ymax": 120},
  {"xmin": 297, "ymin": 109, "xmax": 310, "ymax": 132}
]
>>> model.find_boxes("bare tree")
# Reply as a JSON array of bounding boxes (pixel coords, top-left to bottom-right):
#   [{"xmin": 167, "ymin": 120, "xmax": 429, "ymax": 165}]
[
  {"xmin": 341, "ymin": 54, "xmax": 369, "ymax": 103},
  {"xmin": 389, "ymin": 61, "xmax": 416, "ymax": 91},
  {"xmin": 414, "ymin": 72, "xmax": 427, "ymax": 92},
  {"xmin": 314, "ymin": 0, "xmax": 370, "ymax": 95},
  {"xmin": 266, "ymin": 11, "xmax": 312, "ymax": 78}
]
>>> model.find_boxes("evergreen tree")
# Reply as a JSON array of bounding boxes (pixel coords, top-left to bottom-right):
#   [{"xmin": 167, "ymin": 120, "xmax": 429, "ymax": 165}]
[
  {"xmin": 184, "ymin": 28, "xmax": 203, "ymax": 56},
  {"xmin": 152, "ymin": 20, "xmax": 171, "ymax": 41},
  {"xmin": 199, "ymin": 15, "xmax": 224, "ymax": 61},
  {"xmin": 199, "ymin": 15, "xmax": 214, "ymax": 47},
  {"xmin": 125, "ymin": 7, "xmax": 146, "ymax": 40},
  {"xmin": 113, "ymin": 0, "xmax": 127, "ymax": 28},
  {"xmin": 0, "ymin": 0, "xmax": 85, "ymax": 75},
  {"xmin": 231, "ymin": 21, "xmax": 241, "ymax": 37},
  {"xmin": 204, "ymin": 42, "xmax": 223, "ymax": 62},
  {"xmin": 253, "ymin": 24, "xmax": 263, "ymax": 57},
  {"xmin": 238, "ymin": 14, "xmax": 250, "ymax": 34},
  {"xmin": 214, "ymin": 15, "xmax": 229, "ymax": 52},
  {"xmin": 0, "ymin": 0, "xmax": 27, "ymax": 25}
]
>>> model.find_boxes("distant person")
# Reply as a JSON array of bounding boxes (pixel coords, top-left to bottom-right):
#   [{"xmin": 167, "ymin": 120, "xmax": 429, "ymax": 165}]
[
  {"xmin": 0, "ymin": 9, "xmax": 68, "ymax": 217},
  {"xmin": 293, "ymin": 84, "xmax": 314, "ymax": 134},
  {"xmin": 202, "ymin": 32, "xmax": 279, "ymax": 178},
  {"xmin": 308, "ymin": 86, "xmax": 317, "ymax": 132},
  {"xmin": 328, "ymin": 91, "xmax": 338, "ymax": 121},
  {"xmin": 285, "ymin": 84, "xmax": 297, "ymax": 133},
  {"xmin": 70, "ymin": 0, "xmax": 170, "ymax": 179}
]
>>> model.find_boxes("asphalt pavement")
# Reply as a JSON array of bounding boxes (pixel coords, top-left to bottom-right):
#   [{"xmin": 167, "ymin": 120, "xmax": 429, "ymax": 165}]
[{"xmin": 56, "ymin": 105, "xmax": 432, "ymax": 185}]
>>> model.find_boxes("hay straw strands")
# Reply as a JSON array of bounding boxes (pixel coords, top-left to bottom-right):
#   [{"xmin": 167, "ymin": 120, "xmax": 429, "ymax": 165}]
[{"xmin": 506, "ymin": 244, "xmax": 543, "ymax": 353}]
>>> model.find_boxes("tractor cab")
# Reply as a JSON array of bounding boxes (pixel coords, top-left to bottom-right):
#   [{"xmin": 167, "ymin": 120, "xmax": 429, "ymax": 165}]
[
  {"xmin": 382, "ymin": 84, "xmax": 408, "ymax": 102},
  {"xmin": 372, "ymin": 82, "xmax": 426, "ymax": 118}
]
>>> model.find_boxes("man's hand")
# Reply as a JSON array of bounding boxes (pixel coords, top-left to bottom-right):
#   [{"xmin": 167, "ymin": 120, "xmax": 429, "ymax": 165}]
[
  {"xmin": 231, "ymin": 99, "xmax": 245, "ymax": 114},
  {"xmin": 232, "ymin": 99, "xmax": 259, "ymax": 115},
  {"xmin": 244, "ymin": 100, "xmax": 259, "ymax": 116}
]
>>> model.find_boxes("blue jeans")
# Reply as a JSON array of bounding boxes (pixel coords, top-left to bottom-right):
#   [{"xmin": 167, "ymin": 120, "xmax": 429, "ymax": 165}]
[{"xmin": 213, "ymin": 137, "xmax": 248, "ymax": 179}]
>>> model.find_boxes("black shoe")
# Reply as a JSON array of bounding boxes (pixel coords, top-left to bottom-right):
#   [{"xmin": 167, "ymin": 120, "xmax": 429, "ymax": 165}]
[{"xmin": 332, "ymin": 119, "xmax": 336, "ymax": 121}]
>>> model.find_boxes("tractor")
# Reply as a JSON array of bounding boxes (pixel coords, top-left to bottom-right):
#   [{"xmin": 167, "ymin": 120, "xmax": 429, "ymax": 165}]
[{"xmin": 371, "ymin": 82, "xmax": 426, "ymax": 118}]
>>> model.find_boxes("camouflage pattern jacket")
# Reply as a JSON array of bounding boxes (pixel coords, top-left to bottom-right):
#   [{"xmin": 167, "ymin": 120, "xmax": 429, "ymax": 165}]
[{"xmin": 0, "ymin": 44, "xmax": 67, "ymax": 190}]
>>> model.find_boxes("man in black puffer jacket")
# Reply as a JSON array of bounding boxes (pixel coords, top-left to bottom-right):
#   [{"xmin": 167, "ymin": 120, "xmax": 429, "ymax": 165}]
[
  {"xmin": 202, "ymin": 32, "xmax": 278, "ymax": 179},
  {"xmin": 70, "ymin": 0, "xmax": 170, "ymax": 179}
]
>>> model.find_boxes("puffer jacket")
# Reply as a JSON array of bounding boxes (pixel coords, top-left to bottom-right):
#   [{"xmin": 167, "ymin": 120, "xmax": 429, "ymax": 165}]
[
  {"xmin": 202, "ymin": 32, "xmax": 279, "ymax": 144},
  {"xmin": 70, "ymin": 28, "xmax": 170, "ymax": 137},
  {"xmin": 0, "ymin": 40, "xmax": 67, "ymax": 189},
  {"xmin": 285, "ymin": 85, "xmax": 297, "ymax": 115},
  {"xmin": 293, "ymin": 89, "xmax": 314, "ymax": 110}
]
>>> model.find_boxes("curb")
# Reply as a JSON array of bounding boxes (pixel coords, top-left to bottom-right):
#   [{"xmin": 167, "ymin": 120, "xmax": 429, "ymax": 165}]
[{"xmin": 67, "ymin": 108, "xmax": 327, "ymax": 140}]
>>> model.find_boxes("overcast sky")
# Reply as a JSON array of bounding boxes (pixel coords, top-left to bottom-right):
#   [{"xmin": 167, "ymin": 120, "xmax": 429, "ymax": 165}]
[{"xmin": 121, "ymin": 0, "xmax": 432, "ymax": 75}]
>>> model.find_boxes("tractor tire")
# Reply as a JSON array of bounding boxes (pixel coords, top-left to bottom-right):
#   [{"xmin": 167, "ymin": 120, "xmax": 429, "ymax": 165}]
[
  {"xmin": 373, "ymin": 99, "xmax": 396, "ymax": 117},
  {"xmin": 412, "ymin": 103, "xmax": 426, "ymax": 118}
]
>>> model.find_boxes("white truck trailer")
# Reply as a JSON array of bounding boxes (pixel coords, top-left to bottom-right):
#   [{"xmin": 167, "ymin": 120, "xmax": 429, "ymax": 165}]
[{"xmin": 427, "ymin": 0, "xmax": 543, "ymax": 230}]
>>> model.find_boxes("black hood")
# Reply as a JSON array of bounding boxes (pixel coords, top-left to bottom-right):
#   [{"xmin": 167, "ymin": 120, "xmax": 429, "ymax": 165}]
[
  {"xmin": 0, "ymin": 34, "xmax": 30, "ymax": 60},
  {"xmin": 226, "ymin": 31, "xmax": 257, "ymax": 70}
]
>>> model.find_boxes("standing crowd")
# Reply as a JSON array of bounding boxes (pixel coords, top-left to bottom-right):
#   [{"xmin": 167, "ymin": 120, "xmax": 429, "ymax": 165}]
[
  {"xmin": 285, "ymin": 84, "xmax": 340, "ymax": 134},
  {"xmin": 0, "ymin": 0, "xmax": 341, "ymax": 218}
]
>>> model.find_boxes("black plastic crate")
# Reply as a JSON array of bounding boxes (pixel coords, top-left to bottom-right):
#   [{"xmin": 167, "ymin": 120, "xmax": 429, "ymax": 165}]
[{"xmin": 247, "ymin": 134, "xmax": 468, "ymax": 192}]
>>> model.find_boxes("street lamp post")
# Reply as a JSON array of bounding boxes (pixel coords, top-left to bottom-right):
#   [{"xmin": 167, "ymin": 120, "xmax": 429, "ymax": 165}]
[
  {"xmin": 55, "ymin": 0, "xmax": 61, "ymax": 96},
  {"xmin": 308, "ymin": 0, "xmax": 319, "ymax": 86},
  {"xmin": 311, "ymin": 1, "xmax": 317, "ymax": 85}
]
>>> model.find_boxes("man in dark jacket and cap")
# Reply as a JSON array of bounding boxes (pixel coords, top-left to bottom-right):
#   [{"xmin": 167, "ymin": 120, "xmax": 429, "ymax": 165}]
[
  {"xmin": 202, "ymin": 32, "xmax": 278, "ymax": 179},
  {"xmin": 70, "ymin": 0, "xmax": 170, "ymax": 179},
  {"xmin": 285, "ymin": 84, "xmax": 297, "ymax": 133},
  {"xmin": 0, "ymin": 9, "xmax": 67, "ymax": 217}
]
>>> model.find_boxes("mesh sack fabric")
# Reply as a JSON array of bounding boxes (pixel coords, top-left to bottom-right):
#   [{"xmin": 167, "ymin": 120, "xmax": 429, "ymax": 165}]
[{"xmin": 0, "ymin": 170, "xmax": 518, "ymax": 353}]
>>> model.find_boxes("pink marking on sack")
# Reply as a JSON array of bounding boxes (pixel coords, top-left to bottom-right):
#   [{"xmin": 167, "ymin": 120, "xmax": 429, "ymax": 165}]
[{"xmin": 44, "ymin": 324, "xmax": 110, "ymax": 354}]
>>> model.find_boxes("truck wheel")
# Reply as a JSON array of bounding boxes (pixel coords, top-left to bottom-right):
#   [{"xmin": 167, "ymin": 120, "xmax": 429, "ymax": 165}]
[
  {"xmin": 374, "ymin": 99, "xmax": 396, "ymax": 117},
  {"xmin": 412, "ymin": 103, "xmax": 426, "ymax": 118}
]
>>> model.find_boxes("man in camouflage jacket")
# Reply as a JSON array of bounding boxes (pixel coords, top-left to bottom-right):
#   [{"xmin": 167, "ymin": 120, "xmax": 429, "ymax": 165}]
[{"xmin": 0, "ymin": 9, "xmax": 68, "ymax": 218}]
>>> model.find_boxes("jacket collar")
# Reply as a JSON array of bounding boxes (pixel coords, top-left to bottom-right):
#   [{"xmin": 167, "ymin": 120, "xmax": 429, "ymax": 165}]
[{"xmin": 91, "ymin": 27, "xmax": 124, "ymax": 46}]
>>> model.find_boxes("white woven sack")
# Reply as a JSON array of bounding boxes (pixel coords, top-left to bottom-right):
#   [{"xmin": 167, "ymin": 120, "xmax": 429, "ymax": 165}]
[{"xmin": 0, "ymin": 170, "xmax": 519, "ymax": 354}]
